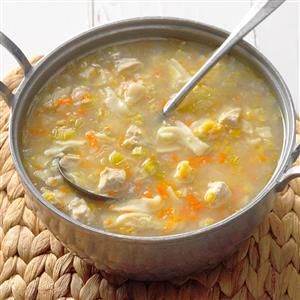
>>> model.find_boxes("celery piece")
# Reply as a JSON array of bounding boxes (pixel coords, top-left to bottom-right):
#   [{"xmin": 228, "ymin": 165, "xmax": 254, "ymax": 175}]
[
  {"xmin": 109, "ymin": 151, "xmax": 124, "ymax": 166},
  {"xmin": 142, "ymin": 158, "xmax": 158, "ymax": 175}
]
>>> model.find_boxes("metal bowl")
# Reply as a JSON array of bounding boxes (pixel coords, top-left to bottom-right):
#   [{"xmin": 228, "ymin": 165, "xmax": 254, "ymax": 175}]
[{"xmin": 1, "ymin": 18, "xmax": 299, "ymax": 281}]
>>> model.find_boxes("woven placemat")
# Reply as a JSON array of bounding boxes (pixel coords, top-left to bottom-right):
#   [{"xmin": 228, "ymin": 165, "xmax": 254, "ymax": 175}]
[{"xmin": 0, "ymin": 57, "xmax": 299, "ymax": 300}]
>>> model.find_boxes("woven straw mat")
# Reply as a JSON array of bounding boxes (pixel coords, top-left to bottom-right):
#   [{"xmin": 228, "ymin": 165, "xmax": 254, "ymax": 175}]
[{"xmin": 0, "ymin": 57, "xmax": 299, "ymax": 300}]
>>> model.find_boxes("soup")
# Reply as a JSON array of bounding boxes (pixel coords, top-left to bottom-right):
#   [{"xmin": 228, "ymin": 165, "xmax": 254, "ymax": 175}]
[{"xmin": 22, "ymin": 39, "xmax": 282, "ymax": 236}]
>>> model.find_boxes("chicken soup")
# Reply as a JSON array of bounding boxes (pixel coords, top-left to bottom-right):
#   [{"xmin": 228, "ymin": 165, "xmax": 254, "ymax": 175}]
[{"xmin": 22, "ymin": 39, "xmax": 283, "ymax": 236}]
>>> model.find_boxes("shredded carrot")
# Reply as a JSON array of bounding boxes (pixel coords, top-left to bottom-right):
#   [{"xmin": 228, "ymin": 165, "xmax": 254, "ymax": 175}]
[
  {"xmin": 157, "ymin": 184, "xmax": 168, "ymax": 199},
  {"xmin": 158, "ymin": 207, "xmax": 175, "ymax": 218},
  {"xmin": 104, "ymin": 219, "xmax": 113, "ymax": 226},
  {"xmin": 143, "ymin": 191, "xmax": 154, "ymax": 198},
  {"xmin": 189, "ymin": 155, "xmax": 212, "ymax": 168},
  {"xmin": 163, "ymin": 215, "xmax": 183, "ymax": 232},
  {"xmin": 185, "ymin": 193, "xmax": 202, "ymax": 210},
  {"xmin": 184, "ymin": 119, "xmax": 194, "ymax": 126},
  {"xmin": 117, "ymin": 133, "xmax": 125, "ymax": 146},
  {"xmin": 76, "ymin": 107, "xmax": 87, "ymax": 116},
  {"xmin": 85, "ymin": 131, "xmax": 98, "ymax": 147},
  {"xmin": 54, "ymin": 96, "xmax": 73, "ymax": 107},
  {"xmin": 218, "ymin": 152, "xmax": 227, "ymax": 164},
  {"xmin": 156, "ymin": 180, "xmax": 176, "ymax": 198},
  {"xmin": 79, "ymin": 92, "xmax": 92, "ymax": 100},
  {"xmin": 158, "ymin": 207, "xmax": 183, "ymax": 232},
  {"xmin": 258, "ymin": 153, "xmax": 267, "ymax": 162},
  {"xmin": 28, "ymin": 128, "xmax": 49, "ymax": 135},
  {"xmin": 59, "ymin": 186, "xmax": 71, "ymax": 193},
  {"xmin": 170, "ymin": 153, "xmax": 179, "ymax": 163},
  {"xmin": 124, "ymin": 166, "xmax": 132, "ymax": 178}
]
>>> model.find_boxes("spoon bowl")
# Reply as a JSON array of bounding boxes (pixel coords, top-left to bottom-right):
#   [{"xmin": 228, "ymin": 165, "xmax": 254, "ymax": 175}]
[{"xmin": 57, "ymin": 158, "xmax": 117, "ymax": 201}]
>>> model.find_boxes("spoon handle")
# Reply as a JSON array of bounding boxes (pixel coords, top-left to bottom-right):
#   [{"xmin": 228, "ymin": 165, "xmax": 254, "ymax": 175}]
[{"xmin": 163, "ymin": 0, "xmax": 286, "ymax": 115}]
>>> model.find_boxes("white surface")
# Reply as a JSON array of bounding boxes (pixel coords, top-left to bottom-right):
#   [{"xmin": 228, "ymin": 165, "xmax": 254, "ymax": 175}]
[
  {"xmin": 0, "ymin": 0, "xmax": 90, "ymax": 77},
  {"xmin": 0, "ymin": 0, "xmax": 298, "ymax": 110}
]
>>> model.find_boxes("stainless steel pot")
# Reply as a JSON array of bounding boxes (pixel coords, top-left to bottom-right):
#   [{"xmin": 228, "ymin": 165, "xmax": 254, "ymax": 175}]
[{"xmin": 1, "ymin": 18, "xmax": 299, "ymax": 281}]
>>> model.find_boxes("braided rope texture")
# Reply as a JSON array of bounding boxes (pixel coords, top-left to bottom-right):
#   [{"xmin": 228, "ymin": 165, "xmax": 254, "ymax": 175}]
[{"xmin": 0, "ymin": 57, "xmax": 299, "ymax": 300}]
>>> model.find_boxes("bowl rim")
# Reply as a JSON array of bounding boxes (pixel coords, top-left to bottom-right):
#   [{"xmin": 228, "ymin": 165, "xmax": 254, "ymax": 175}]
[{"xmin": 10, "ymin": 16, "xmax": 296, "ymax": 243}]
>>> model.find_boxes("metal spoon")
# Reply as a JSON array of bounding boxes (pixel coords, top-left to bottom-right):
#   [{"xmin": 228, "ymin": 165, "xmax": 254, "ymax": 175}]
[
  {"xmin": 162, "ymin": 0, "xmax": 286, "ymax": 116},
  {"xmin": 57, "ymin": 158, "xmax": 116, "ymax": 201}
]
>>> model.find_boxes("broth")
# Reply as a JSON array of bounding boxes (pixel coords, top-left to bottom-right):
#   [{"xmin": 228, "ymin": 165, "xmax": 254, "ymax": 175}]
[{"xmin": 22, "ymin": 39, "xmax": 283, "ymax": 236}]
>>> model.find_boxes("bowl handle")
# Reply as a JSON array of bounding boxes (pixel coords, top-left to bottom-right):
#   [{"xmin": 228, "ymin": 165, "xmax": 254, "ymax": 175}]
[
  {"xmin": 0, "ymin": 32, "xmax": 32, "ymax": 107},
  {"xmin": 276, "ymin": 143, "xmax": 300, "ymax": 191}
]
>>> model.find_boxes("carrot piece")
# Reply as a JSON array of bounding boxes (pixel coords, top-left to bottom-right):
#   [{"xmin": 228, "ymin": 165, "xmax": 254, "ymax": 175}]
[
  {"xmin": 54, "ymin": 96, "xmax": 73, "ymax": 107},
  {"xmin": 184, "ymin": 119, "xmax": 194, "ymax": 126},
  {"xmin": 258, "ymin": 153, "xmax": 267, "ymax": 162},
  {"xmin": 85, "ymin": 131, "xmax": 98, "ymax": 147},
  {"xmin": 218, "ymin": 152, "xmax": 227, "ymax": 164},
  {"xmin": 158, "ymin": 207, "xmax": 183, "ymax": 232},
  {"xmin": 163, "ymin": 215, "xmax": 183, "ymax": 232},
  {"xmin": 143, "ymin": 191, "xmax": 153, "ymax": 198},
  {"xmin": 104, "ymin": 219, "xmax": 113, "ymax": 226},
  {"xmin": 188, "ymin": 155, "xmax": 212, "ymax": 168},
  {"xmin": 157, "ymin": 183, "xmax": 168, "ymax": 198},
  {"xmin": 156, "ymin": 180, "xmax": 176, "ymax": 198},
  {"xmin": 76, "ymin": 107, "xmax": 87, "ymax": 116},
  {"xmin": 117, "ymin": 133, "xmax": 125, "ymax": 146},
  {"xmin": 124, "ymin": 166, "xmax": 132, "ymax": 178},
  {"xmin": 59, "ymin": 186, "xmax": 71, "ymax": 193},
  {"xmin": 185, "ymin": 193, "xmax": 202, "ymax": 210},
  {"xmin": 170, "ymin": 153, "xmax": 179, "ymax": 163},
  {"xmin": 79, "ymin": 92, "xmax": 92, "ymax": 100}
]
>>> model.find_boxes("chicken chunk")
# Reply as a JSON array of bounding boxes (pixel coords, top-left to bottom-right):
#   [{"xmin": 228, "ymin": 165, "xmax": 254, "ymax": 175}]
[
  {"xmin": 122, "ymin": 125, "xmax": 143, "ymax": 148},
  {"xmin": 104, "ymin": 87, "xmax": 130, "ymax": 115},
  {"xmin": 125, "ymin": 81, "xmax": 145, "ymax": 106},
  {"xmin": 115, "ymin": 58, "xmax": 142, "ymax": 73},
  {"xmin": 68, "ymin": 198, "xmax": 91, "ymax": 221},
  {"xmin": 98, "ymin": 167, "xmax": 126, "ymax": 193},
  {"xmin": 204, "ymin": 181, "xmax": 232, "ymax": 207},
  {"xmin": 218, "ymin": 108, "xmax": 241, "ymax": 128}
]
